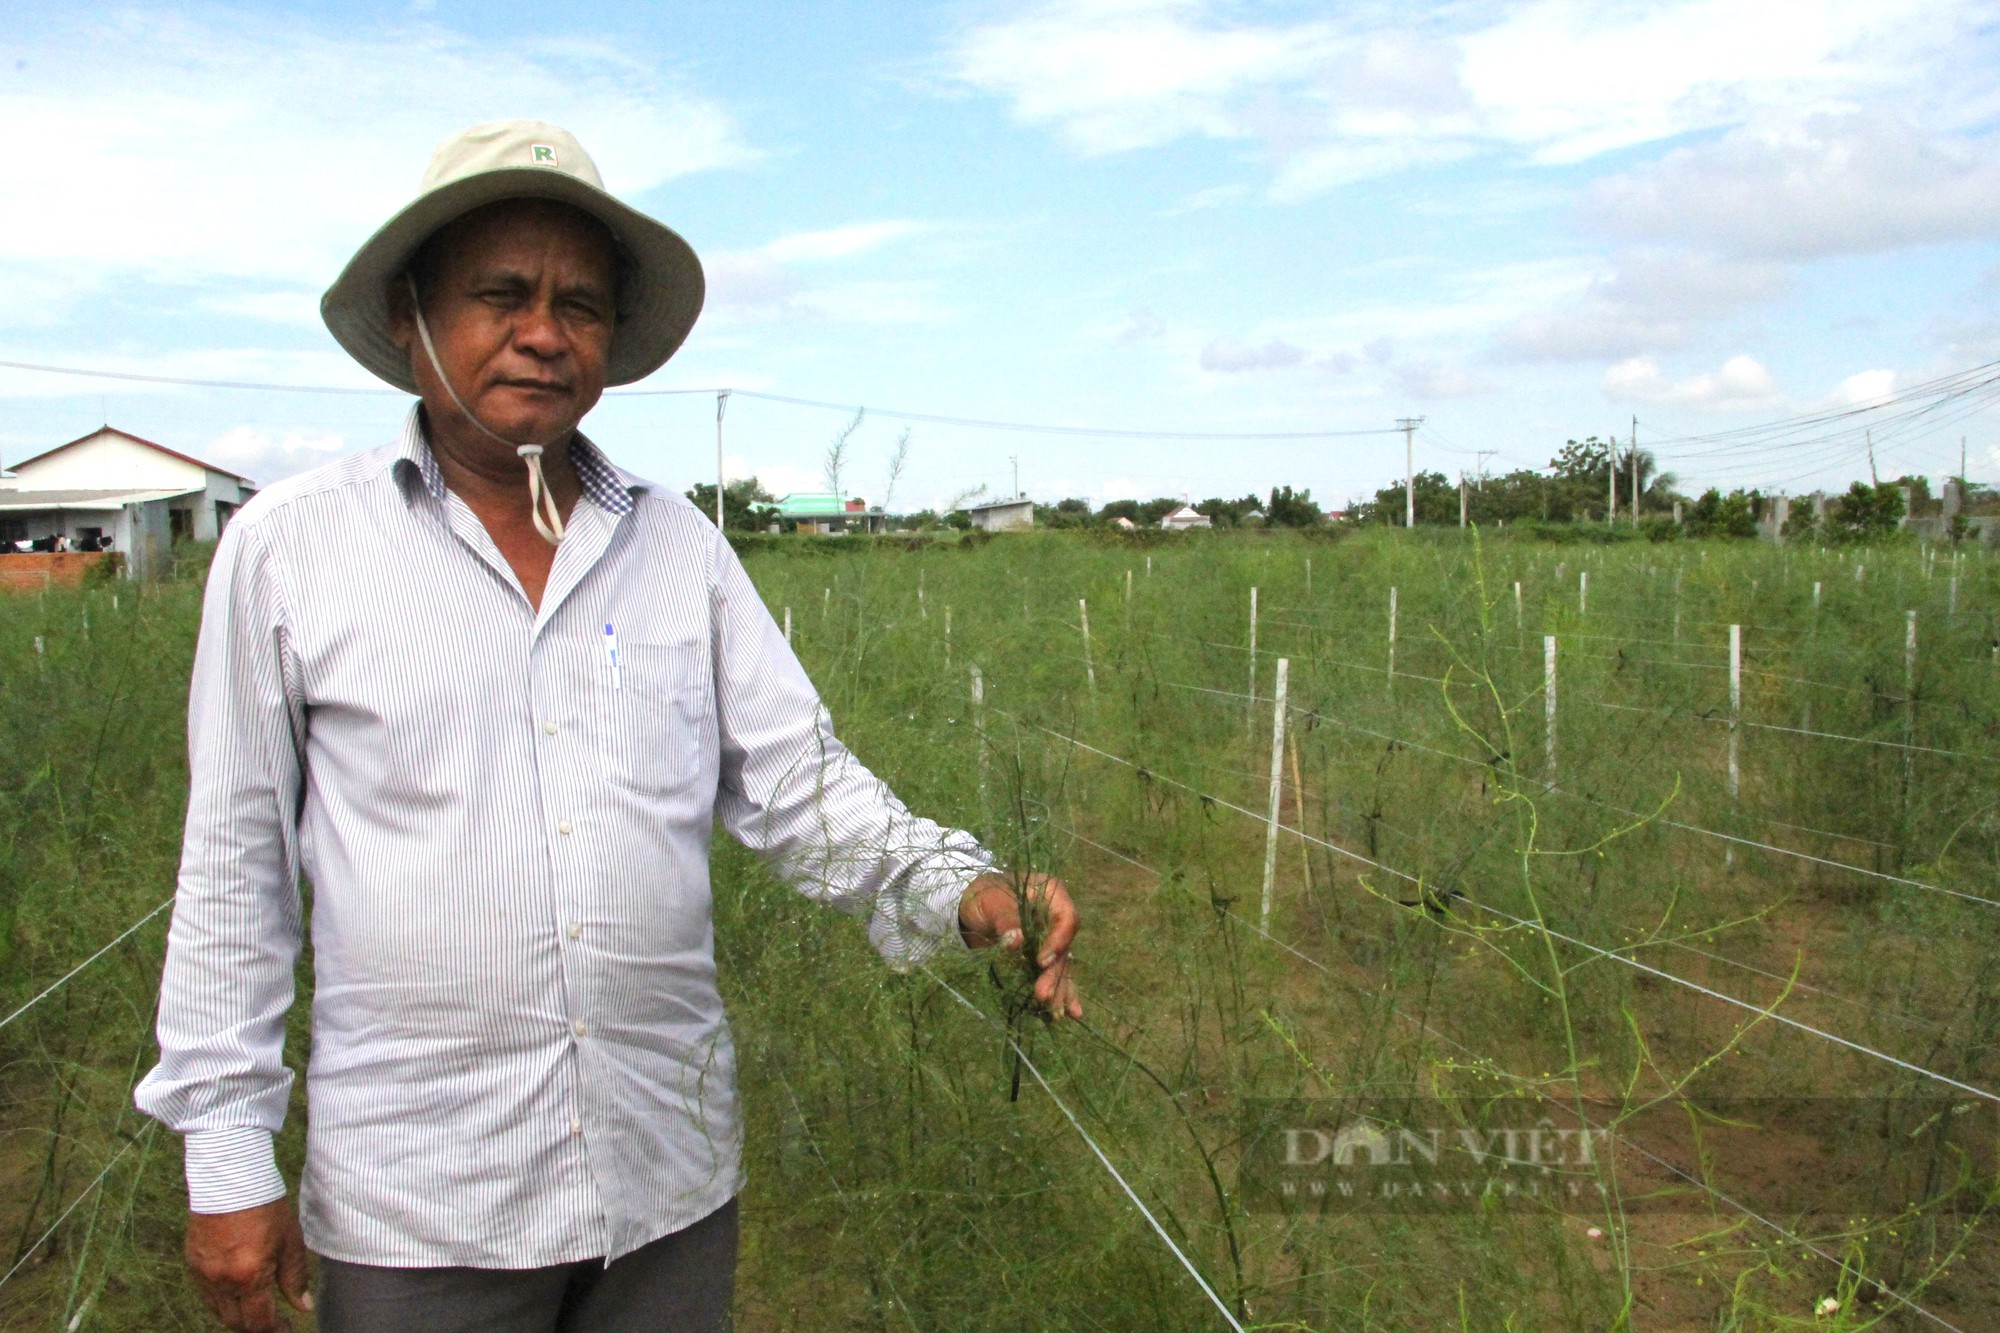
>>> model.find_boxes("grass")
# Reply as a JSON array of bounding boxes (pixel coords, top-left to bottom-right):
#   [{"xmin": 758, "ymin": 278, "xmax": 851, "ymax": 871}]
[{"xmin": 1, "ymin": 527, "xmax": 1996, "ymax": 1330}]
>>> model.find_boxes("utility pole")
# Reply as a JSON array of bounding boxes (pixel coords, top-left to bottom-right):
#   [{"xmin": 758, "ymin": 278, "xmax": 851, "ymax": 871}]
[
  {"xmin": 1607, "ymin": 435, "xmax": 1616, "ymax": 526},
  {"xmin": 1010, "ymin": 455, "xmax": 1020, "ymax": 499},
  {"xmin": 714, "ymin": 389, "xmax": 732, "ymax": 530},
  {"xmin": 1631, "ymin": 416, "xmax": 1640, "ymax": 524},
  {"xmin": 1475, "ymin": 450, "xmax": 1496, "ymax": 489},
  {"xmin": 1459, "ymin": 474, "xmax": 1467, "ymax": 528},
  {"xmin": 1397, "ymin": 417, "xmax": 1424, "ymax": 528},
  {"xmin": 1868, "ymin": 429, "xmax": 1878, "ymax": 485}
]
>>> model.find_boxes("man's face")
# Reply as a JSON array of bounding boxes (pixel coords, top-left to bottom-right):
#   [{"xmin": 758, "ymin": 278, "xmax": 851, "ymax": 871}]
[{"xmin": 390, "ymin": 199, "xmax": 619, "ymax": 447}]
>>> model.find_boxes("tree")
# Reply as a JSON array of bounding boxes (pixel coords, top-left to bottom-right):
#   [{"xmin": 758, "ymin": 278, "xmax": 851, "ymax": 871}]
[
  {"xmin": 685, "ymin": 477, "xmax": 779, "ymax": 531},
  {"xmin": 1035, "ymin": 497, "xmax": 1094, "ymax": 528},
  {"xmin": 1826, "ymin": 481, "xmax": 1905, "ymax": 543},
  {"xmin": 824, "ymin": 408, "xmax": 864, "ymax": 496},
  {"xmin": 1684, "ymin": 488, "xmax": 1758, "ymax": 539},
  {"xmin": 880, "ymin": 427, "xmax": 913, "ymax": 513},
  {"xmin": 1361, "ymin": 471, "xmax": 1454, "ymax": 526},
  {"xmin": 1265, "ymin": 485, "xmax": 1323, "ymax": 528}
]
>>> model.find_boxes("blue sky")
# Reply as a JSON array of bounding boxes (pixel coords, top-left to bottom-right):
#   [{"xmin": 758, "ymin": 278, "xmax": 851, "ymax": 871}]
[{"xmin": 4, "ymin": 0, "xmax": 1999, "ymax": 511}]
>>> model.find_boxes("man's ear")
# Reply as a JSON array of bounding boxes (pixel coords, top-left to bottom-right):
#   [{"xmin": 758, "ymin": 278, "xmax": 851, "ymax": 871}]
[{"xmin": 384, "ymin": 274, "xmax": 415, "ymax": 352}]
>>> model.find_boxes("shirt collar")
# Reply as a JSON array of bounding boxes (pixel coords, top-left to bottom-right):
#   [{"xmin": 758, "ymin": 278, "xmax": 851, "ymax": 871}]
[{"xmin": 393, "ymin": 404, "xmax": 644, "ymax": 517}]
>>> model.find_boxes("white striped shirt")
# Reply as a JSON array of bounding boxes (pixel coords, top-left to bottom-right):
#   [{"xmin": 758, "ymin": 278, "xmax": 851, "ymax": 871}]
[{"xmin": 135, "ymin": 408, "xmax": 988, "ymax": 1267}]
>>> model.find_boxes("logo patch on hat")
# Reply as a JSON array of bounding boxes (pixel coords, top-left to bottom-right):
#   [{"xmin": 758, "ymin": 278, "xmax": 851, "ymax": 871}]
[{"xmin": 530, "ymin": 144, "xmax": 558, "ymax": 166}]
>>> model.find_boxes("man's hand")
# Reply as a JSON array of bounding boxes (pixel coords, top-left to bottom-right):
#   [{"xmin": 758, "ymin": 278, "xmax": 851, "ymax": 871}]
[
  {"xmin": 185, "ymin": 1199, "xmax": 312, "ymax": 1332},
  {"xmin": 959, "ymin": 872, "xmax": 1082, "ymax": 1020}
]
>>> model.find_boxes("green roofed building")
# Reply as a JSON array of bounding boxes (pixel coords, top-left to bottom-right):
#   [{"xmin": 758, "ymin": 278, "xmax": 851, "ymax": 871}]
[{"xmin": 774, "ymin": 494, "xmax": 886, "ymax": 535}]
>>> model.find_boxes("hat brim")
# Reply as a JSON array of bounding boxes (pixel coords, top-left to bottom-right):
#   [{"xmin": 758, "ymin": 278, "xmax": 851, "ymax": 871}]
[{"xmin": 320, "ymin": 167, "xmax": 705, "ymax": 394}]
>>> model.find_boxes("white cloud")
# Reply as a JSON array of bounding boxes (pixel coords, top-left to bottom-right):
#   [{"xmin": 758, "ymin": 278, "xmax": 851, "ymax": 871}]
[
  {"xmin": 204, "ymin": 426, "xmax": 352, "ymax": 486},
  {"xmin": 1394, "ymin": 359, "xmax": 1493, "ymax": 400},
  {"xmin": 1495, "ymin": 250, "xmax": 1791, "ymax": 361},
  {"xmin": 198, "ymin": 290, "xmax": 328, "ymax": 327},
  {"xmin": 721, "ymin": 455, "xmax": 821, "ymax": 498},
  {"xmin": 760, "ymin": 221, "xmax": 927, "ymax": 264},
  {"xmin": 1604, "ymin": 353, "xmax": 1782, "ymax": 410},
  {"xmin": 945, "ymin": 0, "xmax": 1983, "ymax": 197},
  {"xmin": 1200, "ymin": 336, "xmax": 1305, "ymax": 372},
  {"xmin": 1, "ymin": 11, "xmax": 753, "ymax": 294},
  {"xmin": 1828, "ymin": 368, "xmax": 1895, "ymax": 407},
  {"xmin": 1585, "ymin": 113, "xmax": 2000, "ymax": 259},
  {"xmin": 702, "ymin": 221, "xmax": 936, "ymax": 325}
]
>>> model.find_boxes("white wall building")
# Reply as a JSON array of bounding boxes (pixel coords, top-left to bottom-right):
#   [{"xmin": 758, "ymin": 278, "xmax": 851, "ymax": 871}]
[
  {"xmin": 966, "ymin": 497, "xmax": 1035, "ymax": 532},
  {"xmin": 0, "ymin": 427, "xmax": 257, "ymax": 577},
  {"xmin": 1159, "ymin": 504, "xmax": 1212, "ymax": 531}
]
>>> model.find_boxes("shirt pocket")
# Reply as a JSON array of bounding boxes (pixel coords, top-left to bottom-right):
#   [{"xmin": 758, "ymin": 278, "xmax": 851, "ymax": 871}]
[{"xmin": 603, "ymin": 641, "xmax": 711, "ymax": 797}]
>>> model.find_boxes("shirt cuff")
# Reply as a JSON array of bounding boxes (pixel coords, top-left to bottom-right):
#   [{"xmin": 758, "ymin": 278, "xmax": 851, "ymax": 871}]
[
  {"xmin": 913, "ymin": 851, "xmax": 992, "ymax": 960},
  {"xmin": 183, "ymin": 1127, "xmax": 288, "ymax": 1214}
]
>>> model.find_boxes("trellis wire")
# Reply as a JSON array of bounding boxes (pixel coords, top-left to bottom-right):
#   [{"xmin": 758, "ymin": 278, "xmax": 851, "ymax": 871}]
[
  {"xmin": 926, "ymin": 971, "xmax": 1248, "ymax": 1333},
  {"xmin": 1006, "ymin": 714, "xmax": 2000, "ymax": 1105},
  {"xmin": 1055, "ymin": 826, "xmax": 1965, "ymax": 1332},
  {"xmin": 0, "ymin": 898, "xmax": 172, "ymax": 1034}
]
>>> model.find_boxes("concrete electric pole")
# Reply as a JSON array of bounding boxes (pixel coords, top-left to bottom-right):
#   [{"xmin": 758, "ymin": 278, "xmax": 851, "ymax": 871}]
[
  {"xmin": 714, "ymin": 389, "xmax": 732, "ymax": 530},
  {"xmin": 1397, "ymin": 417, "xmax": 1424, "ymax": 528}
]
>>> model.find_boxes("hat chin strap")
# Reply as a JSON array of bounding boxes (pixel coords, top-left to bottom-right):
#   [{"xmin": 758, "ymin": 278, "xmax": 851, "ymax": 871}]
[{"xmin": 406, "ymin": 274, "xmax": 567, "ymax": 546}]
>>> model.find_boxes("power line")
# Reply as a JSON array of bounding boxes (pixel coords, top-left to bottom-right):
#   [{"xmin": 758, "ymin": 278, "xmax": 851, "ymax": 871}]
[{"xmin": 0, "ymin": 358, "xmax": 1403, "ymax": 442}]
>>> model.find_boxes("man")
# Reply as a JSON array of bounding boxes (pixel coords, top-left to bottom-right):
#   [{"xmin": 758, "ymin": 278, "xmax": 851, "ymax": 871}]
[{"xmin": 137, "ymin": 120, "xmax": 1080, "ymax": 1333}]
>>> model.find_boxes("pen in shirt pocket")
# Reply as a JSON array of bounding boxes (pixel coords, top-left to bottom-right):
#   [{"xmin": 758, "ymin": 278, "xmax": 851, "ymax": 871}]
[{"xmin": 604, "ymin": 623, "xmax": 621, "ymax": 690}]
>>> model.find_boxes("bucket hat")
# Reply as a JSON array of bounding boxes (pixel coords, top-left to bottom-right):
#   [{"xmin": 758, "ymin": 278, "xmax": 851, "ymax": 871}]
[{"xmin": 321, "ymin": 120, "xmax": 704, "ymax": 394}]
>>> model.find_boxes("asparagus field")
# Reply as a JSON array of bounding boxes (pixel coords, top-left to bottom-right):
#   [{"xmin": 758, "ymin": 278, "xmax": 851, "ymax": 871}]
[{"xmin": 2, "ymin": 527, "xmax": 1998, "ymax": 1330}]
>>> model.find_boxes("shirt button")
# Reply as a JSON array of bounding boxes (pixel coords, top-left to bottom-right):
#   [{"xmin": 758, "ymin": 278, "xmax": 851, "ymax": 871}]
[
  {"xmin": 557, "ymin": 820, "xmax": 573, "ymax": 835},
  {"xmin": 543, "ymin": 720, "xmax": 559, "ymax": 736},
  {"xmin": 573, "ymin": 1020, "xmax": 588, "ymax": 1038},
  {"xmin": 567, "ymin": 922, "xmax": 582, "ymax": 940},
  {"xmin": 570, "ymin": 1117, "xmax": 583, "ymax": 1136}
]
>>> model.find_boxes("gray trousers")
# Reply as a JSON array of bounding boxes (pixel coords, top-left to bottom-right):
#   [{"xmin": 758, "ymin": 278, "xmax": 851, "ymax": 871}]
[{"xmin": 315, "ymin": 1199, "xmax": 737, "ymax": 1333}]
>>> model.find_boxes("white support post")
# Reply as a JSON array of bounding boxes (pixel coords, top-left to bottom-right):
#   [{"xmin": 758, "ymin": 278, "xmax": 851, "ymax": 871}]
[
  {"xmin": 1949, "ymin": 574, "xmax": 1958, "ymax": 618},
  {"xmin": 1673, "ymin": 568, "xmax": 1683, "ymax": 644},
  {"xmin": 1305, "ymin": 558, "xmax": 1312, "ymax": 598},
  {"xmin": 971, "ymin": 664, "xmax": 988, "ymax": 809},
  {"xmin": 1387, "ymin": 586, "xmax": 1398, "ymax": 692},
  {"xmin": 1260, "ymin": 657, "xmax": 1291, "ymax": 926},
  {"xmin": 1812, "ymin": 580, "xmax": 1821, "ymax": 610},
  {"xmin": 918, "ymin": 570, "xmax": 927, "ymax": 620},
  {"xmin": 1856, "ymin": 563, "xmax": 1865, "ymax": 583},
  {"xmin": 822, "ymin": 587, "xmax": 830, "ymax": 618},
  {"xmin": 1080, "ymin": 598, "xmax": 1096, "ymax": 694},
  {"xmin": 1125, "ymin": 569, "xmax": 1133, "ymax": 603},
  {"xmin": 1579, "ymin": 569, "xmax": 1588, "ymax": 615},
  {"xmin": 1728, "ymin": 624, "xmax": 1742, "ymax": 802},
  {"xmin": 1543, "ymin": 636, "xmax": 1558, "ymax": 776},
  {"xmin": 1248, "ymin": 586, "xmax": 1260, "ymax": 708},
  {"xmin": 783, "ymin": 606, "xmax": 792, "ymax": 644},
  {"xmin": 944, "ymin": 606, "xmax": 953, "ymax": 667},
  {"xmin": 1513, "ymin": 580, "xmax": 1523, "ymax": 632},
  {"xmin": 1905, "ymin": 609, "xmax": 1919, "ymax": 791},
  {"xmin": 1146, "ymin": 555, "xmax": 1153, "ymax": 578}
]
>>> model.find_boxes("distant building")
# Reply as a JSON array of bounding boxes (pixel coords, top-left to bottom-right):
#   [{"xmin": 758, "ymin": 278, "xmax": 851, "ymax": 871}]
[
  {"xmin": 966, "ymin": 497, "xmax": 1034, "ymax": 532},
  {"xmin": 1110, "ymin": 516, "xmax": 1137, "ymax": 531},
  {"xmin": 1159, "ymin": 504, "xmax": 1212, "ymax": 531},
  {"xmin": 0, "ymin": 426, "xmax": 257, "ymax": 578},
  {"xmin": 774, "ymin": 493, "xmax": 885, "ymax": 534}
]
